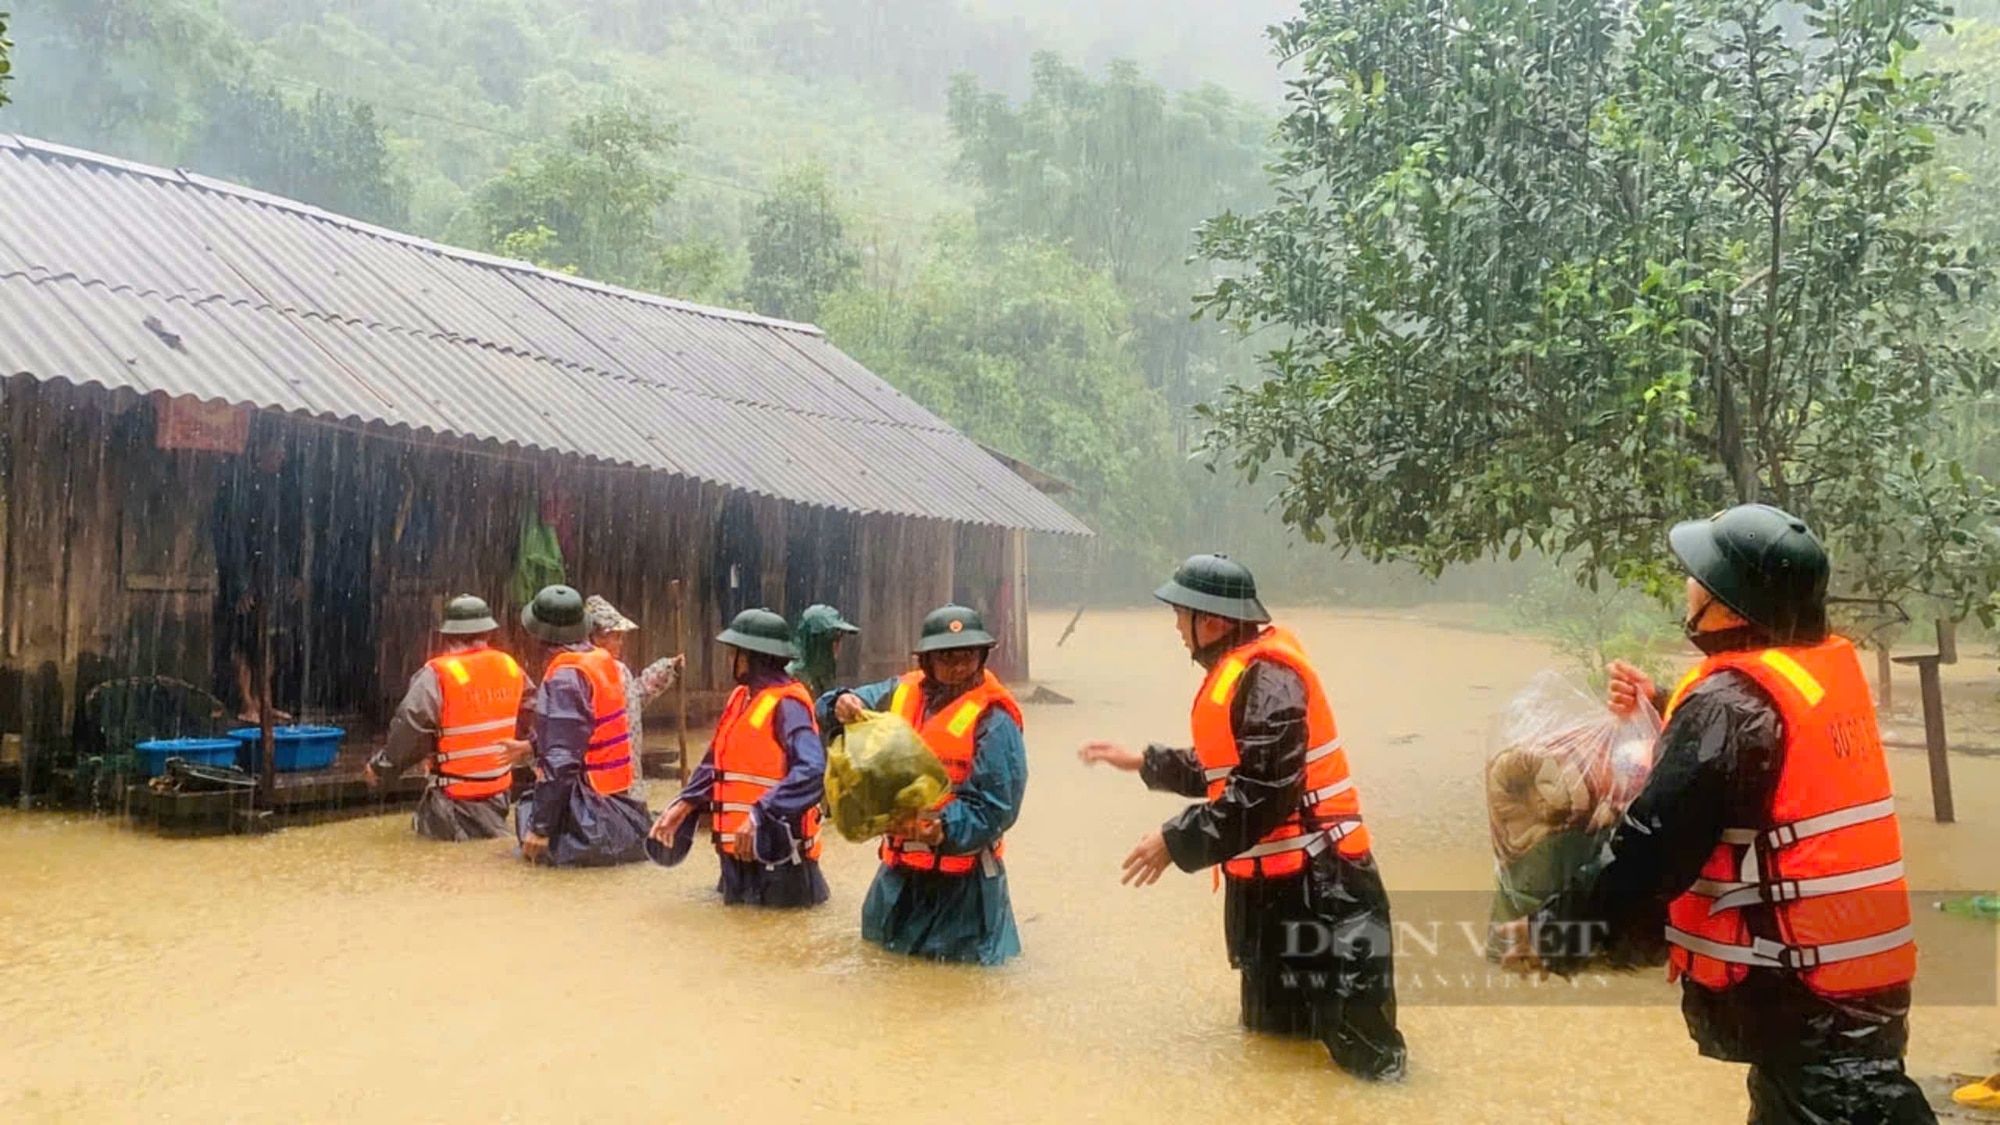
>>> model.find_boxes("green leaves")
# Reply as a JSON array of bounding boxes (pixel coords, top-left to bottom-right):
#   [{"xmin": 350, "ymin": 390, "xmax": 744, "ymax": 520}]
[
  {"xmin": 1197, "ymin": 0, "xmax": 2000, "ymax": 616},
  {"xmin": 471, "ymin": 106, "xmax": 683, "ymax": 291},
  {"xmin": 744, "ymin": 162, "xmax": 859, "ymax": 326},
  {"xmin": 822, "ymin": 228, "xmax": 1177, "ymax": 559}
]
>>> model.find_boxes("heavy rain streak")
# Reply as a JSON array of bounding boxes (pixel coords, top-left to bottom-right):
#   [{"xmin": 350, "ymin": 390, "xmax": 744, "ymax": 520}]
[{"xmin": 2, "ymin": 0, "xmax": 2000, "ymax": 1122}]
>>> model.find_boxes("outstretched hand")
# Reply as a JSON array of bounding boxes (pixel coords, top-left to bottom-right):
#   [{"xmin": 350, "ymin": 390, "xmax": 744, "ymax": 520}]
[
  {"xmin": 1078, "ymin": 740, "xmax": 1143, "ymax": 772},
  {"xmin": 1120, "ymin": 829, "xmax": 1172, "ymax": 887}
]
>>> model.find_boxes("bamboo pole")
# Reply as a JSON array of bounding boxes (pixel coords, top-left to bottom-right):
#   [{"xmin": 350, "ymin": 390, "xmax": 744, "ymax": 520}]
[{"xmin": 671, "ymin": 579, "xmax": 690, "ymax": 783}]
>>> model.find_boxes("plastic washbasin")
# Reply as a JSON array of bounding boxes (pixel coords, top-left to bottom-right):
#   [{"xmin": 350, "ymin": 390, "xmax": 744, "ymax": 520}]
[
  {"xmin": 133, "ymin": 738, "xmax": 241, "ymax": 779},
  {"xmin": 226, "ymin": 725, "xmax": 344, "ymax": 772}
]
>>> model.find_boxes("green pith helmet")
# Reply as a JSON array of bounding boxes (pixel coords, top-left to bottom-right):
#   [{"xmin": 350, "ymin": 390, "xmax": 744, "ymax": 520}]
[
  {"xmin": 915, "ymin": 604, "xmax": 997, "ymax": 653},
  {"xmin": 717, "ymin": 607, "xmax": 798, "ymax": 659},
  {"xmin": 1154, "ymin": 553, "xmax": 1270, "ymax": 624},
  {"xmin": 1669, "ymin": 504, "xmax": 1830, "ymax": 643},
  {"xmin": 521, "ymin": 584, "xmax": 590, "ymax": 644},
  {"xmin": 438, "ymin": 594, "xmax": 500, "ymax": 636}
]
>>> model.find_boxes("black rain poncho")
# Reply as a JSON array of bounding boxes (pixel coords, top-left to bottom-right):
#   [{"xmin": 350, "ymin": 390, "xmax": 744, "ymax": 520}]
[
  {"xmin": 1141, "ymin": 625, "xmax": 1407, "ymax": 1082},
  {"xmin": 1533, "ymin": 626, "xmax": 1934, "ymax": 1124}
]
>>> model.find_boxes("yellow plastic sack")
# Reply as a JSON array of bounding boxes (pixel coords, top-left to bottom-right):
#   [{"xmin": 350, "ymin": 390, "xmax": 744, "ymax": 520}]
[{"xmin": 825, "ymin": 710, "xmax": 950, "ymax": 842}]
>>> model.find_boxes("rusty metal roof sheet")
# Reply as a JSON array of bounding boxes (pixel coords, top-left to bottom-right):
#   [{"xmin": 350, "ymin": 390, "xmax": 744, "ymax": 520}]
[{"xmin": 0, "ymin": 134, "xmax": 1090, "ymax": 536}]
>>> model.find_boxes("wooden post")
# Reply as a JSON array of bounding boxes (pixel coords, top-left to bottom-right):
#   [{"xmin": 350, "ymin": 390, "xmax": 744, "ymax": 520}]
[
  {"xmin": 670, "ymin": 578, "xmax": 689, "ymax": 783},
  {"xmin": 1894, "ymin": 640, "xmax": 1955, "ymax": 825},
  {"xmin": 1917, "ymin": 660, "xmax": 1954, "ymax": 825},
  {"xmin": 256, "ymin": 586, "xmax": 276, "ymax": 806},
  {"xmin": 1875, "ymin": 641, "xmax": 1893, "ymax": 713}
]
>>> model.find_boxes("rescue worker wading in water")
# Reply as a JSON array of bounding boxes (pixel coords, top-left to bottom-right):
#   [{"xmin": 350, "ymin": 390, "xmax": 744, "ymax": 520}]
[
  {"xmin": 1506, "ymin": 505, "xmax": 1933, "ymax": 1124},
  {"xmin": 648, "ymin": 609, "xmax": 830, "ymax": 908},
  {"xmin": 822, "ymin": 606, "xmax": 1028, "ymax": 965},
  {"xmin": 1080, "ymin": 554, "xmax": 1408, "ymax": 1082},
  {"xmin": 515, "ymin": 584, "xmax": 652, "ymax": 867},
  {"xmin": 365, "ymin": 595, "xmax": 528, "ymax": 841}
]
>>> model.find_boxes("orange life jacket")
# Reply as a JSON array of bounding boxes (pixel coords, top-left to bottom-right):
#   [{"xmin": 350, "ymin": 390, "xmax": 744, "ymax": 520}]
[
  {"xmin": 427, "ymin": 646, "xmax": 524, "ymax": 802},
  {"xmin": 1661, "ymin": 637, "xmax": 1915, "ymax": 997},
  {"xmin": 542, "ymin": 646, "xmax": 635, "ymax": 796},
  {"xmin": 1193, "ymin": 627, "xmax": 1370, "ymax": 879},
  {"xmin": 711, "ymin": 680, "xmax": 822, "ymax": 863},
  {"xmin": 879, "ymin": 670, "xmax": 1022, "ymax": 876}
]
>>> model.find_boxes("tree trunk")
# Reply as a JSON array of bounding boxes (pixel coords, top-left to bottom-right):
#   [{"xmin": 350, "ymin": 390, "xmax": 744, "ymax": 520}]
[{"xmin": 1714, "ymin": 363, "xmax": 1761, "ymax": 504}]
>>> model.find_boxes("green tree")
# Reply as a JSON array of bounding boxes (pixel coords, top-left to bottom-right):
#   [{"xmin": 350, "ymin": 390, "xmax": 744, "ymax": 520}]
[
  {"xmin": 2, "ymin": 12, "xmax": 13, "ymax": 108},
  {"xmin": 469, "ymin": 106, "xmax": 682, "ymax": 288},
  {"xmin": 947, "ymin": 54, "xmax": 1270, "ymax": 448},
  {"xmin": 823, "ymin": 224, "xmax": 1178, "ymax": 564},
  {"xmin": 1, "ymin": 0, "xmax": 244, "ymax": 157},
  {"xmin": 1196, "ymin": 0, "xmax": 2000, "ymax": 623},
  {"xmin": 744, "ymin": 162, "xmax": 858, "ymax": 325},
  {"xmin": 193, "ymin": 84, "xmax": 410, "ymax": 227}
]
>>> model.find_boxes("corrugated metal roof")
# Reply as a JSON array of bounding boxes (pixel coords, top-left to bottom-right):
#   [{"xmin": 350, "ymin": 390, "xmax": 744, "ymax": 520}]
[{"xmin": 0, "ymin": 134, "xmax": 1091, "ymax": 536}]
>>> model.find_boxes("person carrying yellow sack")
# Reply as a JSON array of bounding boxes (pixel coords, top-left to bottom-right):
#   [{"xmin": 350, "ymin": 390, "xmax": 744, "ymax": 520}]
[{"xmin": 820, "ymin": 605, "xmax": 1027, "ymax": 965}]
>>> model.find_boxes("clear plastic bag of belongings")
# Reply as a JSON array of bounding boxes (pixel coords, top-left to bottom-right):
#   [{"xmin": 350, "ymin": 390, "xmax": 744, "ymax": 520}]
[
  {"xmin": 825, "ymin": 710, "xmax": 951, "ymax": 843},
  {"xmin": 1484, "ymin": 671, "xmax": 1661, "ymax": 953}
]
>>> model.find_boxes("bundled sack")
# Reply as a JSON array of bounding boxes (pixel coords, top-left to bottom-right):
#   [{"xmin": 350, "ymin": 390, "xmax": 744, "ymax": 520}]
[
  {"xmin": 1485, "ymin": 671, "xmax": 1660, "ymax": 954},
  {"xmin": 825, "ymin": 710, "xmax": 950, "ymax": 842}
]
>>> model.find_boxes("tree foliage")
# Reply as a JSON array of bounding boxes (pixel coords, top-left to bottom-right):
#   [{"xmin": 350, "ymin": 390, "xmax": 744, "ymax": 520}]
[
  {"xmin": 469, "ymin": 106, "xmax": 682, "ymax": 289},
  {"xmin": 745, "ymin": 162, "xmax": 858, "ymax": 325},
  {"xmin": 3, "ymin": 0, "xmax": 243, "ymax": 158},
  {"xmin": 823, "ymin": 224, "xmax": 1179, "ymax": 562},
  {"xmin": 1197, "ymin": 0, "xmax": 2000, "ymax": 621},
  {"xmin": 948, "ymin": 54, "xmax": 1270, "ymax": 445},
  {"xmin": 194, "ymin": 84, "xmax": 410, "ymax": 226}
]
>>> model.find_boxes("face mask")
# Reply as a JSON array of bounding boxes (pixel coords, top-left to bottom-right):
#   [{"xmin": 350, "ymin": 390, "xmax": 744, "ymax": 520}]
[{"xmin": 1681, "ymin": 598, "xmax": 1714, "ymax": 644}]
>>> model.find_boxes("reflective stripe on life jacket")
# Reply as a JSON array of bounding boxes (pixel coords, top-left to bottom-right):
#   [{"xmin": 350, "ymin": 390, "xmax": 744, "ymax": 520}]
[
  {"xmin": 710, "ymin": 680, "xmax": 821, "ymax": 864},
  {"xmin": 542, "ymin": 646, "xmax": 634, "ymax": 795},
  {"xmin": 879, "ymin": 670, "xmax": 1022, "ymax": 876},
  {"xmin": 427, "ymin": 646, "xmax": 524, "ymax": 802},
  {"xmin": 1661, "ymin": 637, "xmax": 1916, "ymax": 998},
  {"xmin": 1192, "ymin": 626, "xmax": 1370, "ymax": 879}
]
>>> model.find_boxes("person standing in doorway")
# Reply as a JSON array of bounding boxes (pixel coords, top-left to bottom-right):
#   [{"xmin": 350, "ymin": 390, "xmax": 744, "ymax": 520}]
[
  {"xmin": 822, "ymin": 606, "xmax": 1027, "ymax": 965},
  {"xmin": 365, "ymin": 596, "xmax": 527, "ymax": 841},
  {"xmin": 1079, "ymin": 554, "xmax": 1407, "ymax": 1081},
  {"xmin": 1504, "ymin": 506, "xmax": 1931, "ymax": 1124}
]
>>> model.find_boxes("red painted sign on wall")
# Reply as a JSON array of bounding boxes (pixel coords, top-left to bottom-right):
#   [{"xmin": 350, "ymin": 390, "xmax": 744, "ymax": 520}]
[{"xmin": 156, "ymin": 398, "xmax": 252, "ymax": 453}]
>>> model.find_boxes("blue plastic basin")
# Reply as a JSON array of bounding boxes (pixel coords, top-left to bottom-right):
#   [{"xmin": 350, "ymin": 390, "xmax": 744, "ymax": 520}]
[
  {"xmin": 133, "ymin": 738, "xmax": 242, "ymax": 779},
  {"xmin": 226, "ymin": 725, "xmax": 344, "ymax": 772}
]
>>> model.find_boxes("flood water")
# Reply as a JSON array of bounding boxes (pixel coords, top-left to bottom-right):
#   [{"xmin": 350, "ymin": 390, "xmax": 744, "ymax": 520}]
[{"xmin": 4, "ymin": 608, "xmax": 1997, "ymax": 1122}]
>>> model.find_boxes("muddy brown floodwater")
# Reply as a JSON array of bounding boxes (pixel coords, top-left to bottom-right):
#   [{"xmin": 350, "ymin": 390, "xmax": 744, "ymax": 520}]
[{"xmin": 3, "ymin": 608, "xmax": 1997, "ymax": 1123}]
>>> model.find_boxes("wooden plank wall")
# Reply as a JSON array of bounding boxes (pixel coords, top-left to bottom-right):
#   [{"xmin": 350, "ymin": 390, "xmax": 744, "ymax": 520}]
[{"xmin": 0, "ymin": 385, "xmax": 1036, "ymax": 767}]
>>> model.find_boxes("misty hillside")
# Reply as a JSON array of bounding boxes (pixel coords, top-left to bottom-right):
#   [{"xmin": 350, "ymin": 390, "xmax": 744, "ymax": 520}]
[
  {"xmin": 1, "ymin": 0, "xmax": 1289, "ymax": 246},
  {"xmin": 968, "ymin": 0, "xmax": 1298, "ymax": 98}
]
